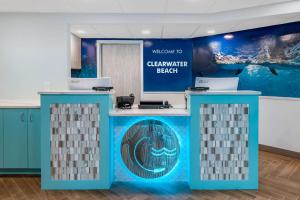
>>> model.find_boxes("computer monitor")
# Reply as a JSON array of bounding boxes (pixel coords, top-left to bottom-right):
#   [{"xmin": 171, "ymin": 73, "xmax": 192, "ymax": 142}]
[
  {"xmin": 195, "ymin": 77, "xmax": 239, "ymax": 90},
  {"xmin": 69, "ymin": 77, "xmax": 112, "ymax": 90}
]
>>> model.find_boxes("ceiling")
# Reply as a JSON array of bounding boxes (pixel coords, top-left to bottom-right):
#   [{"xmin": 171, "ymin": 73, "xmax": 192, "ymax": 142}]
[
  {"xmin": 0, "ymin": 0, "xmax": 295, "ymax": 14},
  {"xmin": 70, "ymin": 14, "xmax": 300, "ymax": 38},
  {"xmin": 1, "ymin": 0, "xmax": 300, "ymax": 38}
]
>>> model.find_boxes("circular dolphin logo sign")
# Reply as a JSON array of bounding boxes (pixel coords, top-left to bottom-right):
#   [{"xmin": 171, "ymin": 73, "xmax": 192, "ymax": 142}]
[{"xmin": 121, "ymin": 120, "xmax": 180, "ymax": 179}]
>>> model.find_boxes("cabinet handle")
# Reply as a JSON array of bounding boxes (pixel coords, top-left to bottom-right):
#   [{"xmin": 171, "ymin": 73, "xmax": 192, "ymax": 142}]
[
  {"xmin": 30, "ymin": 114, "xmax": 33, "ymax": 122},
  {"xmin": 20, "ymin": 113, "xmax": 25, "ymax": 122}
]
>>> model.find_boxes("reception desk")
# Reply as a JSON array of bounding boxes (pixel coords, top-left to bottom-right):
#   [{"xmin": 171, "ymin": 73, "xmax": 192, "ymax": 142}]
[{"xmin": 39, "ymin": 90, "xmax": 260, "ymax": 190}]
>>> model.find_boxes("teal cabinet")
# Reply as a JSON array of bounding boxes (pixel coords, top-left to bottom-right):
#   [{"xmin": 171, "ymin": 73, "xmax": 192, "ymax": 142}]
[
  {"xmin": 3, "ymin": 109, "xmax": 28, "ymax": 168},
  {"xmin": 0, "ymin": 110, "xmax": 3, "ymax": 168},
  {"xmin": 28, "ymin": 109, "xmax": 41, "ymax": 168},
  {"xmin": 0, "ymin": 108, "xmax": 41, "ymax": 171}
]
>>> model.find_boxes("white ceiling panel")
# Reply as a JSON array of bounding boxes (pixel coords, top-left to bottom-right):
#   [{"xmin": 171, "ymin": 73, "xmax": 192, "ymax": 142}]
[
  {"xmin": 165, "ymin": 0, "xmax": 293, "ymax": 14},
  {"xmin": 127, "ymin": 24, "xmax": 163, "ymax": 38},
  {"xmin": 166, "ymin": 0, "xmax": 215, "ymax": 14},
  {"xmin": 285, "ymin": 13, "xmax": 300, "ymax": 22},
  {"xmin": 162, "ymin": 24, "xmax": 199, "ymax": 38},
  {"xmin": 0, "ymin": 0, "xmax": 69, "ymax": 12},
  {"xmin": 192, "ymin": 22, "xmax": 238, "ymax": 37},
  {"xmin": 65, "ymin": 0, "xmax": 122, "ymax": 13},
  {"xmin": 0, "ymin": 0, "xmax": 122, "ymax": 13},
  {"xmin": 92, "ymin": 24, "xmax": 131, "ymax": 38},
  {"xmin": 209, "ymin": 0, "xmax": 293, "ymax": 13},
  {"xmin": 70, "ymin": 25, "xmax": 100, "ymax": 37},
  {"xmin": 119, "ymin": 0, "xmax": 168, "ymax": 13},
  {"xmin": 0, "ymin": 0, "xmax": 297, "ymax": 13},
  {"xmin": 231, "ymin": 15, "xmax": 298, "ymax": 33}
]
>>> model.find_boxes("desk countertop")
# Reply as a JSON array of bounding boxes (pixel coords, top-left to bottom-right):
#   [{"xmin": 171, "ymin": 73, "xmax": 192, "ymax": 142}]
[
  {"xmin": 0, "ymin": 101, "xmax": 40, "ymax": 108},
  {"xmin": 1, "ymin": 90, "xmax": 260, "ymax": 109},
  {"xmin": 186, "ymin": 90, "xmax": 261, "ymax": 95},
  {"xmin": 38, "ymin": 90, "xmax": 115, "ymax": 95},
  {"xmin": 109, "ymin": 108, "xmax": 190, "ymax": 116}
]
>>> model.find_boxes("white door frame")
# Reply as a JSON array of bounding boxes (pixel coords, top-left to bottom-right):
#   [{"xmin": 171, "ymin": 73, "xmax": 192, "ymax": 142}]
[{"xmin": 96, "ymin": 40, "xmax": 144, "ymax": 97}]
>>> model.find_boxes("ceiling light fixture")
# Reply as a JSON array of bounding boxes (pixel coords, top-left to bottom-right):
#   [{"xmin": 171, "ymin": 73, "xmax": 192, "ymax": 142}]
[
  {"xmin": 207, "ymin": 30, "xmax": 216, "ymax": 35},
  {"xmin": 224, "ymin": 34, "xmax": 234, "ymax": 40},
  {"xmin": 141, "ymin": 29, "xmax": 151, "ymax": 35},
  {"xmin": 76, "ymin": 30, "xmax": 86, "ymax": 34}
]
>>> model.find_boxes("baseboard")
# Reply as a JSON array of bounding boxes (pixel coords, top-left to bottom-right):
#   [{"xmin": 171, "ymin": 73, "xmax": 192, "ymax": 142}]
[
  {"xmin": 0, "ymin": 168, "xmax": 41, "ymax": 175},
  {"xmin": 259, "ymin": 144, "xmax": 300, "ymax": 159}
]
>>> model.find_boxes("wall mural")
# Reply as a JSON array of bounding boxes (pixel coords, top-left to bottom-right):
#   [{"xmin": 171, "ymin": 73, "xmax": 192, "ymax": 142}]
[
  {"xmin": 193, "ymin": 22, "xmax": 300, "ymax": 97},
  {"xmin": 76, "ymin": 22, "xmax": 300, "ymax": 97},
  {"xmin": 71, "ymin": 39, "xmax": 97, "ymax": 78}
]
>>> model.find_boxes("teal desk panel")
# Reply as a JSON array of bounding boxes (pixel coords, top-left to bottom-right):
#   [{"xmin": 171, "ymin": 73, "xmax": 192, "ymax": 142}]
[
  {"xmin": 41, "ymin": 94, "xmax": 112, "ymax": 190},
  {"xmin": 28, "ymin": 109, "xmax": 41, "ymax": 169},
  {"xmin": 189, "ymin": 95, "xmax": 259, "ymax": 190},
  {"xmin": 0, "ymin": 110, "xmax": 3, "ymax": 167},
  {"xmin": 3, "ymin": 109, "xmax": 28, "ymax": 168}
]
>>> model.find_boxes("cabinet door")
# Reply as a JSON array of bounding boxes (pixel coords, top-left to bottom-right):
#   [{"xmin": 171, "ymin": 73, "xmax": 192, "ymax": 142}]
[
  {"xmin": 3, "ymin": 109, "xmax": 28, "ymax": 168},
  {"xmin": 28, "ymin": 109, "xmax": 41, "ymax": 168},
  {"xmin": 0, "ymin": 110, "xmax": 3, "ymax": 167}
]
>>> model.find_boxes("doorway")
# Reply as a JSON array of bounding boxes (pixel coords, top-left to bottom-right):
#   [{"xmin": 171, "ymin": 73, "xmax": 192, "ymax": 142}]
[{"xmin": 97, "ymin": 41, "xmax": 142, "ymax": 103}]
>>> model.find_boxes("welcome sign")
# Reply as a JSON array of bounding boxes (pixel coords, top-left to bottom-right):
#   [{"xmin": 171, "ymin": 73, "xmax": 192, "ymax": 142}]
[{"xmin": 143, "ymin": 39, "xmax": 193, "ymax": 92}]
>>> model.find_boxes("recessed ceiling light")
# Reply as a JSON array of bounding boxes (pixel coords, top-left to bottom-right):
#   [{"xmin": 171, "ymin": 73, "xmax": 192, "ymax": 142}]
[
  {"xmin": 76, "ymin": 30, "xmax": 86, "ymax": 34},
  {"xmin": 141, "ymin": 29, "xmax": 151, "ymax": 35},
  {"xmin": 207, "ymin": 30, "xmax": 216, "ymax": 35},
  {"xmin": 224, "ymin": 34, "xmax": 234, "ymax": 40}
]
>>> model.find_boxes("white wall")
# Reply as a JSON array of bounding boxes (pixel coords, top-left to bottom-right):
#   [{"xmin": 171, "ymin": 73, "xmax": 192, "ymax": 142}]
[
  {"xmin": 0, "ymin": 13, "xmax": 299, "ymax": 153},
  {"xmin": 0, "ymin": 14, "xmax": 69, "ymax": 102},
  {"xmin": 259, "ymin": 97, "xmax": 300, "ymax": 152}
]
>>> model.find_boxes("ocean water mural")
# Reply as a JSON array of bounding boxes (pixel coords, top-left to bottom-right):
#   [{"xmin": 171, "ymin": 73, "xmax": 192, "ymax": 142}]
[
  {"xmin": 192, "ymin": 22, "xmax": 300, "ymax": 97},
  {"xmin": 71, "ymin": 39, "xmax": 97, "ymax": 78}
]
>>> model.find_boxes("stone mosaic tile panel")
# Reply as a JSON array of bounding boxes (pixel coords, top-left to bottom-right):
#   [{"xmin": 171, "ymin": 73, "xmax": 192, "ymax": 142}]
[
  {"xmin": 200, "ymin": 104, "xmax": 249, "ymax": 181},
  {"xmin": 50, "ymin": 104, "xmax": 100, "ymax": 181}
]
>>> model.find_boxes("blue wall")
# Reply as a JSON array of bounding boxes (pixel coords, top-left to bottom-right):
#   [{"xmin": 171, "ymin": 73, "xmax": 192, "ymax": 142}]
[
  {"xmin": 74, "ymin": 21, "xmax": 300, "ymax": 97},
  {"xmin": 143, "ymin": 39, "xmax": 192, "ymax": 92}
]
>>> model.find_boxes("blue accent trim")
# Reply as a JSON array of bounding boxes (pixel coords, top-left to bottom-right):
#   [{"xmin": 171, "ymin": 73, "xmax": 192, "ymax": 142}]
[
  {"xmin": 189, "ymin": 94, "xmax": 259, "ymax": 190},
  {"xmin": 41, "ymin": 94, "xmax": 112, "ymax": 190}
]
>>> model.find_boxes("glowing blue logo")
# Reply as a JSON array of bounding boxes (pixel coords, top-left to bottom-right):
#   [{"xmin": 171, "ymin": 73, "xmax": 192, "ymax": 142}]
[{"xmin": 121, "ymin": 120, "xmax": 180, "ymax": 179}]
